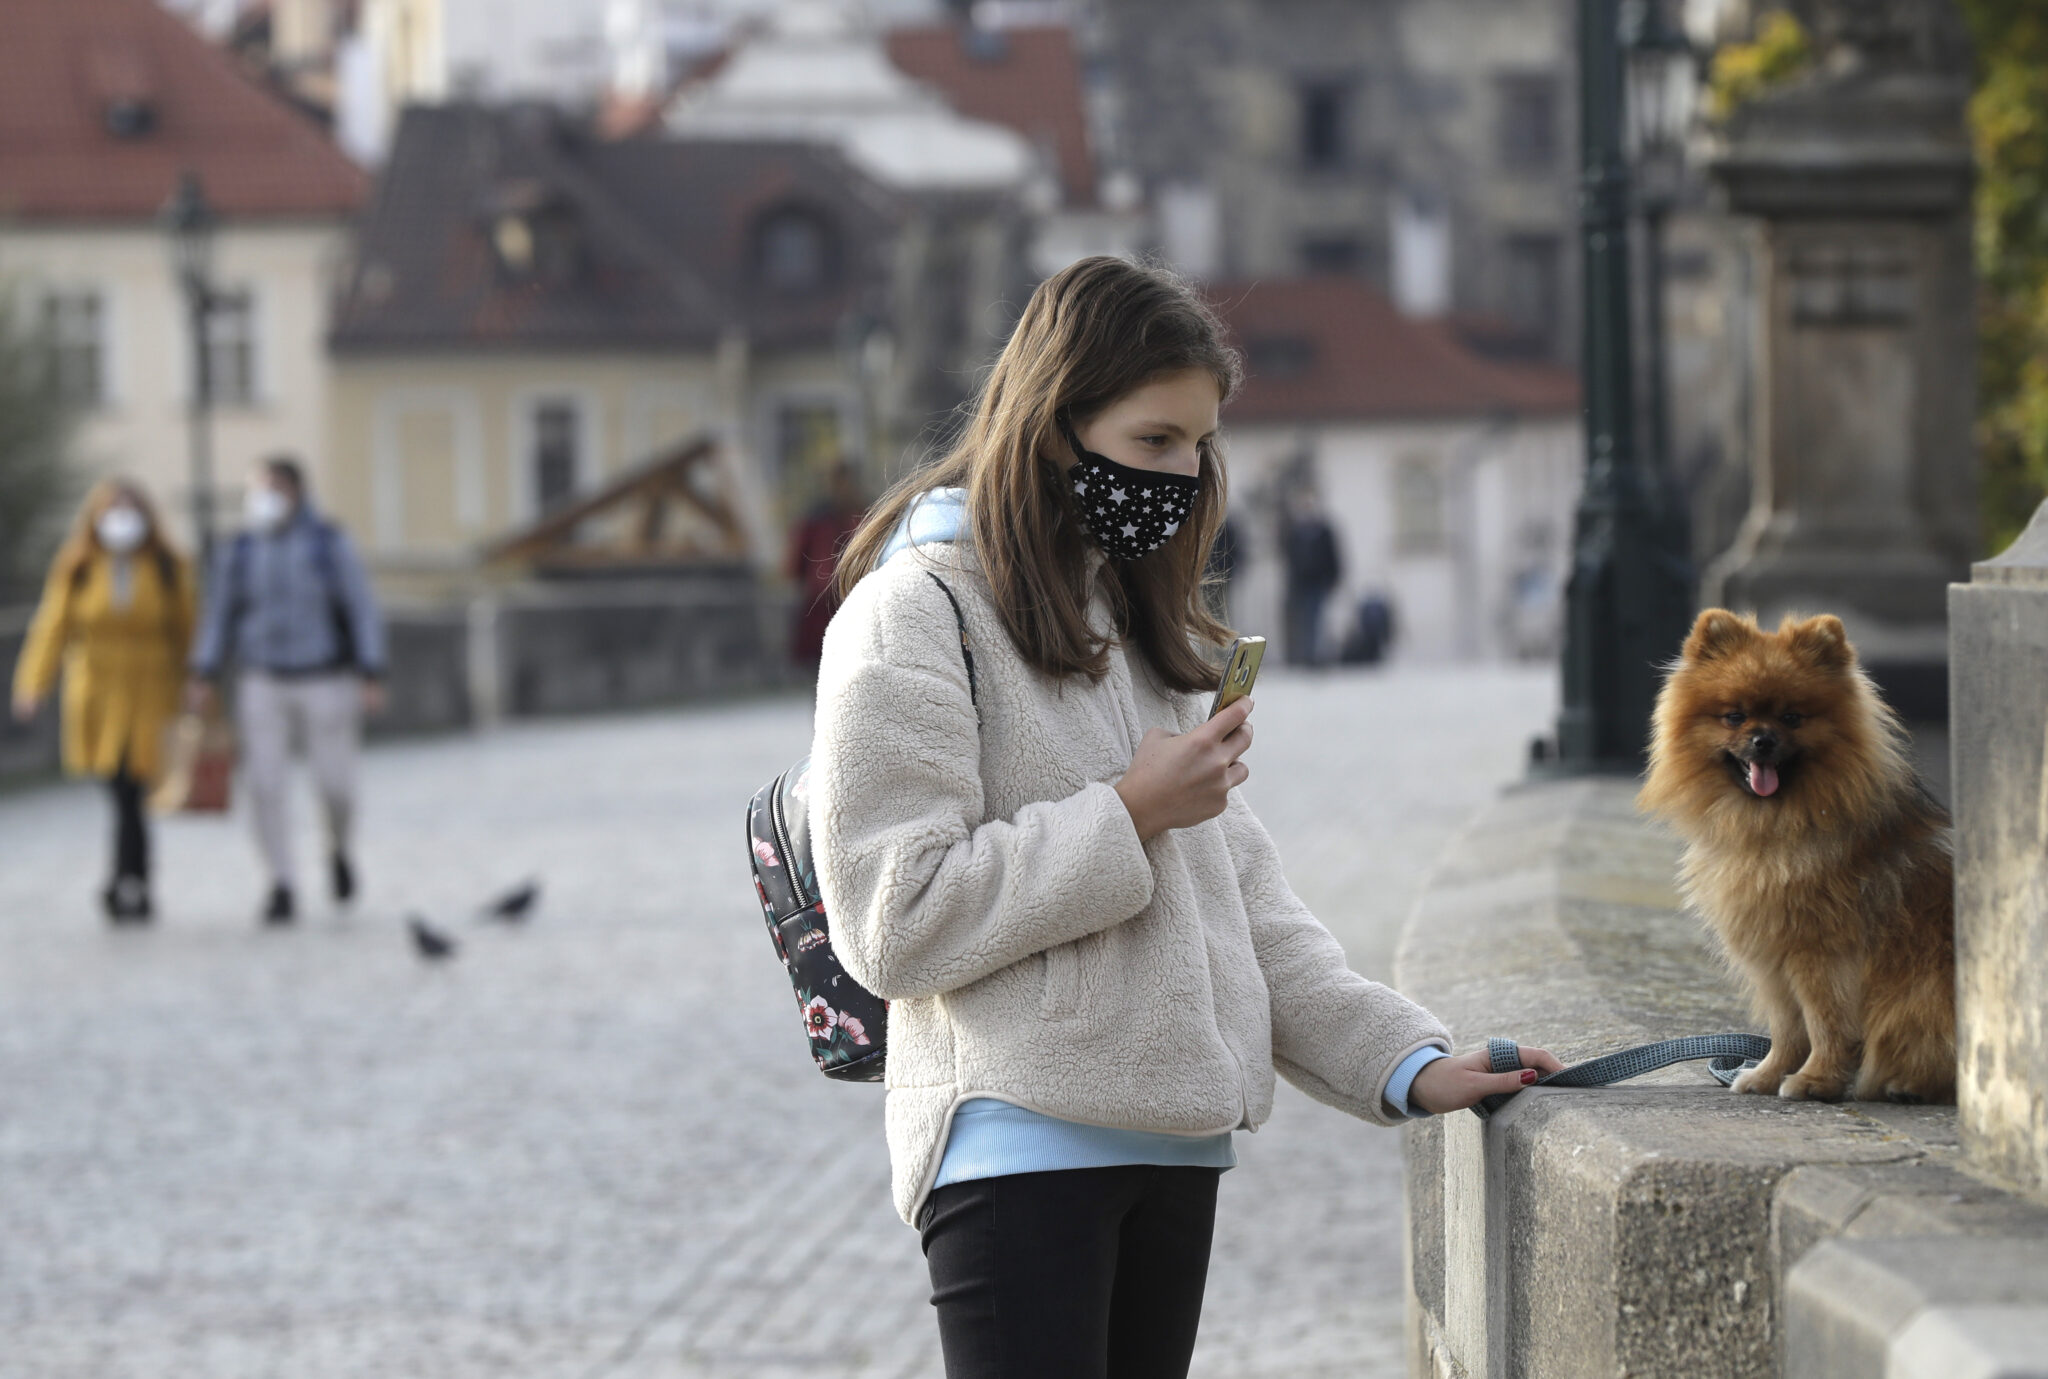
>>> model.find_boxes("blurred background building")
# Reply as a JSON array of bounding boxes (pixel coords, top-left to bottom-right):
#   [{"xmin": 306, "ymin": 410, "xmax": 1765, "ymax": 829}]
[{"xmin": 3, "ymin": 0, "xmax": 2032, "ymax": 700}]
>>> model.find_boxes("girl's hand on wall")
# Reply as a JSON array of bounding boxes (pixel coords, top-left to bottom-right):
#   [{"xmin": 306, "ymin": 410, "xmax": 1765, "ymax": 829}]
[
  {"xmin": 1408, "ymin": 1045, "xmax": 1566, "ymax": 1114},
  {"xmin": 1115, "ymin": 699, "xmax": 1254, "ymax": 842},
  {"xmin": 10, "ymin": 691, "xmax": 39, "ymax": 723}
]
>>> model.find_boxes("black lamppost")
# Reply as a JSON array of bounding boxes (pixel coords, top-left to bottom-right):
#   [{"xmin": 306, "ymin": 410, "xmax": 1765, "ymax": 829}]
[
  {"xmin": 161, "ymin": 170, "xmax": 219, "ymax": 562},
  {"xmin": 1543, "ymin": 0, "xmax": 1695, "ymax": 774},
  {"xmin": 1622, "ymin": 0, "xmax": 1697, "ymax": 536}
]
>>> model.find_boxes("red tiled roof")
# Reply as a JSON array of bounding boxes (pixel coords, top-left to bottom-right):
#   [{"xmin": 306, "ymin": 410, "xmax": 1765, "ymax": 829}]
[
  {"xmin": 885, "ymin": 24, "xmax": 1096, "ymax": 207},
  {"xmin": 1211, "ymin": 278, "xmax": 1581, "ymax": 423},
  {"xmin": 0, "ymin": 0, "xmax": 365, "ymax": 221}
]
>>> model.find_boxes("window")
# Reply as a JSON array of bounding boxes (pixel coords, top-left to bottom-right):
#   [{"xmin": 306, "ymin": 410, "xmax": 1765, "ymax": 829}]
[
  {"xmin": 1495, "ymin": 73, "xmax": 1559, "ymax": 172},
  {"xmin": 757, "ymin": 209, "xmax": 834, "ymax": 294},
  {"xmin": 1502, "ymin": 234, "xmax": 1562, "ymax": 339},
  {"xmin": 1393, "ymin": 455, "xmax": 1446, "ymax": 554},
  {"xmin": 1299, "ymin": 80, "xmax": 1350, "ymax": 170},
  {"xmin": 532, "ymin": 400, "xmax": 580, "ymax": 514},
  {"xmin": 1246, "ymin": 335, "xmax": 1317, "ymax": 381},
  {"xmin": 40, "ymin": 291, "xmax": 104, "ymax": 407},
  {"xmin": 204, "ymin": 289, "xmax": 257, "ymax": 406},
  {"xmin": 1300, "ymin": 235, "xmax": 1364, "ymax": 276}
]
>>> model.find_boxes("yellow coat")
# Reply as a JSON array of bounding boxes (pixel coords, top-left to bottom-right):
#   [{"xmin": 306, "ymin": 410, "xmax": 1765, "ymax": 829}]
[{"xmin": 12, "ymin": 551, "xmax": 196, "ymax": 785}]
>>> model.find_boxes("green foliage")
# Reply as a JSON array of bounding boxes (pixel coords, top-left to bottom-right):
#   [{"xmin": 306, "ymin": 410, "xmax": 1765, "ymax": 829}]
[
  {"xmin": 0, "ymin": 293, "xmax": 77, "ymax": 603},
  {"xmin": 1961, "ymin": 0, "xmax": 2048, "ymax": 553},
  {"xmin": 1706, "ymin": 10, "xmax": 1813, "ymax": 119}
]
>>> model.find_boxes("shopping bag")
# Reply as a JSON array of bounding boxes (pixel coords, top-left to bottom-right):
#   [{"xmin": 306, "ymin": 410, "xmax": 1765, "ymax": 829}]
[{"xmin": 150, "ymin": 711, "xmax": 235, "ymax": 815}]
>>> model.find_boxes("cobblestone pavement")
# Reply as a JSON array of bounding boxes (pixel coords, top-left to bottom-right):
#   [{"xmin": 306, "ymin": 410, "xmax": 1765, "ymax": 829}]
[{"xmin": 0, "ymin": 663, "xmax": 1553, "ymax": 1378}]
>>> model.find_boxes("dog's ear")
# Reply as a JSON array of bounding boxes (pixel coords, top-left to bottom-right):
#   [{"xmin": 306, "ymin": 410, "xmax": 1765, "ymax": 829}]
[
  {"xmin": 1683, "ymin": 609, "xmax": 1758, "ymax": 663},
  {"xmin": 1782, "ymin": 614, "xmax": 1854, "ymax": 671}
]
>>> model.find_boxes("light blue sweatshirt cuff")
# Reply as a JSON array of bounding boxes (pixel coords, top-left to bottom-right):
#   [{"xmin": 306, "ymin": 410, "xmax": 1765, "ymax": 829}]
[{"xmin": 1386, "ymin": 1046, "xmax": 1451, "ymax": 1118}]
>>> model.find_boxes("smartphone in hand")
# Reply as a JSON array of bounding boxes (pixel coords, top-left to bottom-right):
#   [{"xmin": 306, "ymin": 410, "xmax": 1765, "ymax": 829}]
[{"xmin": 1209, "ymin": 636, "xmax": 1266, "ymax": 719}]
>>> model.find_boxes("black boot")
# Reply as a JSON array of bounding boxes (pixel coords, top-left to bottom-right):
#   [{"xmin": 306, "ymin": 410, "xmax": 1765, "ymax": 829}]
[
  {"xmin": 331, "ymin": 853, "xmax": 356, "ymax": 905},
  {"xmin": 103, "ymin": 876, "xmax": 152, "ymax": 925},
  {"xmin": 262, "ymin": 883, "xmax": 295, "ymax": 926}
]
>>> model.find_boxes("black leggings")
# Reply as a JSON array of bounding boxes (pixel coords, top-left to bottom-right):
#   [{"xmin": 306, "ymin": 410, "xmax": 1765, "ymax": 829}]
[
  {"xmin": 109, "ymin": 767, "xmax": 148, "ymax": 882},
  {"xmin": 919, "ymin": 1165, "xmax": 1220, "ymax": 1379}
]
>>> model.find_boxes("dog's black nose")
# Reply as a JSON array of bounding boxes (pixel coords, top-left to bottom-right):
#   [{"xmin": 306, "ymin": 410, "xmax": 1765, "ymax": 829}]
[{"xmin": 1749, "ymin": 729, "xmax": 1779, "ymax": 758}]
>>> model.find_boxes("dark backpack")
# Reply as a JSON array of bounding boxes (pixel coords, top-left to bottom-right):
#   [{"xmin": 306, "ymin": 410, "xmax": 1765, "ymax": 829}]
[
  {"xmin": 226, "ymin": 521, "xmax": 357, "ymax": 668},
  {"xmin": 746, "ymin": 573, "xmax": 976, "ymax": 1083}
]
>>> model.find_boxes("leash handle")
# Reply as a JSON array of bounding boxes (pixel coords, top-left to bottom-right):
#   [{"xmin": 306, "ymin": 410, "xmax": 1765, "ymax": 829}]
[{"xmin": 1471, "ymin": 1033, "xmax": 1772, "ymax": 1120}]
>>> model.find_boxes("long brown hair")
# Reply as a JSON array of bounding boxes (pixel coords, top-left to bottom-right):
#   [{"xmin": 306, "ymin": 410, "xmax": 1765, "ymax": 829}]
[
  {"xmin": 837, "ymin": 257, "xmax": 1244, "ymax": 693},
  {"xmin": 52, "ymin": 478, "xmax": 183, "ymax": 591}
]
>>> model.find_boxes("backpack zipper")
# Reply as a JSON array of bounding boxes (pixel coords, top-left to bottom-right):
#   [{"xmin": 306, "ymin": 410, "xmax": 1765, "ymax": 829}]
[{"xmin": 768, "ymin": 766, "xmax": 813, "ymax": 909}]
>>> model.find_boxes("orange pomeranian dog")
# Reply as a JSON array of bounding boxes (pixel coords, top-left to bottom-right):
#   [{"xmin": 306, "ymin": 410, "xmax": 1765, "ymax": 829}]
[{"xmin": 1637, "ymin": 609, "xmax": 1955, "ymax": 1103}]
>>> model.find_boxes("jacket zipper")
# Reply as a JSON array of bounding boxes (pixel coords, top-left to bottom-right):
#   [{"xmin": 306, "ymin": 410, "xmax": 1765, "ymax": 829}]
[{"xmin": 769, "ymin": 767, "xmax": 813, "ymax": 910}]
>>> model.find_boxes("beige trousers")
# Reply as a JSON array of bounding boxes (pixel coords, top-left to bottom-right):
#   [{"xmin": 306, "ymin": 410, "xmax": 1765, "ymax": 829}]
[{"xmin": 237, "ymin": 672, "xmax": 360, "ymax": 890}]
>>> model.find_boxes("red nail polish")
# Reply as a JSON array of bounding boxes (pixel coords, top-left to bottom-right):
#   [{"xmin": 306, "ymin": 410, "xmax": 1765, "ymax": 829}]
[{"xmin": 1520, "ymin": 1069, "xmax": 1538, "ymax": 1085}]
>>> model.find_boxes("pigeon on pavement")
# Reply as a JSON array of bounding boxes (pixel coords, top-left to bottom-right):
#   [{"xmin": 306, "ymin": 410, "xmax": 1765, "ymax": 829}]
[
  {"xmin": 482, "ymin": 880, "xmax": 541, "ymax": 923},
  {"xmin": 408, "ymin": 914, "xmax": 458, "ymax": 960}
]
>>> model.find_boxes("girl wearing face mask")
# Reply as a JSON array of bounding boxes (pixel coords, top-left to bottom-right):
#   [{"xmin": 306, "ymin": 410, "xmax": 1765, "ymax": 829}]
[
  {"xmin": 809, "ymin": 258, "xmax": 1559, "ymax": 1376},
  {"xmin": 11, "ymin": 480, "xmax": 195, "ymax": 922}
]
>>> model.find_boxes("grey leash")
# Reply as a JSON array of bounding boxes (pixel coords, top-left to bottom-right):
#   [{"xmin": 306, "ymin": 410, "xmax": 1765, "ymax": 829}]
[{"xmin": 1471, "ymin": 1033, "xmax": 1772, "ymax": 1120}]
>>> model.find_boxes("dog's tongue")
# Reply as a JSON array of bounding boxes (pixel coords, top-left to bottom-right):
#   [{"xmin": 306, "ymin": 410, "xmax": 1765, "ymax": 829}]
[{"xmin": 1749, "ymin": 762, "xmax": 1780, "ymax": 798}]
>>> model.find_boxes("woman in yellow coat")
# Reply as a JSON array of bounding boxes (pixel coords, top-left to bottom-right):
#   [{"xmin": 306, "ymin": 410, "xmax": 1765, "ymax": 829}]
[{"xmin": 11, "ymin": 479, "xmax": 196, "ymax": 922}]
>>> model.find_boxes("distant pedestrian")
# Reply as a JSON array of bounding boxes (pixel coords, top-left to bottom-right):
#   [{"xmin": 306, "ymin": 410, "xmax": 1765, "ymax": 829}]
[
  {"xmin": 1281, "ymin": 489, "xmax": 1342, "ymax": 665},
  {"xmin": 809, "ymin": 256, "xmax": 1560, "ymax": 1377},
  {"xmin": 187, "ymin": 456, "xmax": 386, "ymax": 926},
  {"xmin": 1205, "ymin": 510, "xmax": 1240, "ymax": 623},
  {"xmin": 10, "ymin": 480, "xmax": 194, "ymax": 923},
  {"xmin": 1339, "ymin": 590, "xmax": 1396, "ymax": 665},
  {"xmin": 786, "ymin": 461, "xmax": 868, "ymax": 671}
]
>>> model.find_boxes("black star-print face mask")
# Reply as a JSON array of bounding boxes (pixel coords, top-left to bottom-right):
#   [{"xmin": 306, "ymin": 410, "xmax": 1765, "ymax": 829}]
[{"xmin": 1062, "ymin": 422, "xmax": 1201, "ymax": 561}]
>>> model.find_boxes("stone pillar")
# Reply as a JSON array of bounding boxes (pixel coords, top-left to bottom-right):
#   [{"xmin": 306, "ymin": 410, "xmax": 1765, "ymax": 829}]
[
  {"xmin": 1704, "ymin": 0, "xmax": 1978, "ymax": 714},
  {"xmin": 1950, "ymin": 499, "xmax": 2048, "ymax": 1196}
]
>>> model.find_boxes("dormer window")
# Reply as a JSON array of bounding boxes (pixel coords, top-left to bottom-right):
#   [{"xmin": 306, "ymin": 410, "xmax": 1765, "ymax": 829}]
[
  {"xmin": 1247, "ymin": 335, "xmax": 1317, "ymax": 380},
  {"xmin": 105, "ymin": 98, "xmax": 155, "ymax": 139},
  {"xmin": 87, "ymin": 42, "xmax": 156, "ymax": 141},
  {"xmin": 756, "ymin": 207, "xmax": 835, "ymax": 294},
  {"xmin": 486, "ymin": 181, "xmax": 582, "ymax": 284}
]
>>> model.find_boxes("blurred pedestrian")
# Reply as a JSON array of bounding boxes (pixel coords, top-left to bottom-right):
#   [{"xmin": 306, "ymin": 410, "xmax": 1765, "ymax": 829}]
[
  {"xmin": 1280, "ymin": 488, "xmax": 1342, "ymax": 665},
  {"xmin": 786, "ymin": 461, "xmax": 868, "ymax": 671},
  {"xmin": 10, "ymin": 480, "xmax": 195, "ymax": 923},
  {"xmin": 1339, "ymin": 590, "xmax": 1396, "ymax": 665},
  {"xmin": 187, "ymin": 456, "xmax": 386, "ymax": 926}
]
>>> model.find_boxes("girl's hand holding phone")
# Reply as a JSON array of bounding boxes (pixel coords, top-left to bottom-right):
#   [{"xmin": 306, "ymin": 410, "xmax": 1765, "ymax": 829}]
[
  {"xmin": 1406, "ymin": 1044, "xmax": 1566, "ymax": 1114},
  {"xmin": 1116, "ymin": 699, "xmax": 1254, "ymax": 842}
]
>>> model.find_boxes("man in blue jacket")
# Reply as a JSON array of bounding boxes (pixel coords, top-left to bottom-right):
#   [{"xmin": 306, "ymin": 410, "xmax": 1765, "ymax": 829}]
[{"xmin": 189, "ymin": 456, "xmax": 386, "ymax": 924}]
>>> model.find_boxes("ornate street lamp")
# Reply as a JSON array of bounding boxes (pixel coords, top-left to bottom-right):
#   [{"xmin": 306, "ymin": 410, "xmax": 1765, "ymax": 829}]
[
  {"xmin": 1541, "ymin": 0, "xmax": 1696, "ymax": 775},
  {"xmin": 1622, "ymin": 0, "xmax": 1698, "ymax": 537},
  {"xmin": 160, "ymin": 170, "xmax": 219, "ymax": 561}
]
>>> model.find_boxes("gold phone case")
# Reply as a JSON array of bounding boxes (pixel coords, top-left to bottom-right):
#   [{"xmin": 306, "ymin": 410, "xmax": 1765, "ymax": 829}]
[{"xmin": 1209, "ymin": 636, "xmax": 1266, "ymax": 718}]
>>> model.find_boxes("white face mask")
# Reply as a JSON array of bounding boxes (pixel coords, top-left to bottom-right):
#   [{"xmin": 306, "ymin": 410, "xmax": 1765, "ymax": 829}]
[
  {"xmin": 95, "ymin": 505, "xmax": 148, "ymax": 554},
  {"xmin": 245, "ymin": 485, "xmax": 292, "ymax": 532}
]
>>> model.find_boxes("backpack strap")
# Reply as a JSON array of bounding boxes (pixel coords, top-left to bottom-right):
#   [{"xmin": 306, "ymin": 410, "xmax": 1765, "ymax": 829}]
[{"xmin": 926, "ymin": 573, "xmax": 977, "ymax": 708}]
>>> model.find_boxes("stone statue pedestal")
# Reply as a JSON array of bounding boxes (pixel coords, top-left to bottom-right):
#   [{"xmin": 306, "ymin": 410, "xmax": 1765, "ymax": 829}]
[
  {"xmin": 1706, "ymin": 14, "xmax": 1978, "ymax": 714},
  {"xmin": 1951, "ymin": 500, "xmax": 2048, "ymax": 1199}
]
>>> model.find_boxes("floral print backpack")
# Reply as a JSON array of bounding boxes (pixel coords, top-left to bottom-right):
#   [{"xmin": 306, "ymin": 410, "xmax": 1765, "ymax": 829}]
[{"xmin": 745, "ymin": 574, "xmax": 976, "ymax": 1083}]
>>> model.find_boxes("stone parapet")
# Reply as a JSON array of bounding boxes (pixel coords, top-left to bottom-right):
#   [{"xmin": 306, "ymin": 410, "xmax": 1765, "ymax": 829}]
[{"xmin": 1396, "ymin": 778, "xmax": 2048, "ymax": 1378}]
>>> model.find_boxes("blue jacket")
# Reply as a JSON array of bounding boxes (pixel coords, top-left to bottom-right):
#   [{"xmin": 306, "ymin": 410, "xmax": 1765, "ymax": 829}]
[{"xmin": 191, "ymin": 508, "xmax": 386, "ymax": 679}]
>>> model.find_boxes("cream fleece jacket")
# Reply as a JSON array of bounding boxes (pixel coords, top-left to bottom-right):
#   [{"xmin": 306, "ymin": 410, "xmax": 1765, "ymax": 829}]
[{"xmin": 810, "ymin": 542, "xmax": 1451, "ymax": 1225}]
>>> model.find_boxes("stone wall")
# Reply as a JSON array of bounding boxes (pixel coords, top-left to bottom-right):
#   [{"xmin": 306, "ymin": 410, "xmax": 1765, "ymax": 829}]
[
  {"xmin": 1400, "ymin": 500, "xmax": 2048, "ymax": 1378},
  {"xmin": 0, "ymin": 612, "xmax": 60, "ymax": 783},
  {"xmin": 0, "ymin": 578, "xmax": 797, "ymax": 783}
]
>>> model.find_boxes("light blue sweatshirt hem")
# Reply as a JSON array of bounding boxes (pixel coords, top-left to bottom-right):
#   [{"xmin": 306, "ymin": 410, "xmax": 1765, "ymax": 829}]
[
  {"xmin": 1386, "ymin": 1046, "xmax": 1451, "ymax": 1118},
  {"xmin": 932, "ymin": 1099, "xmax": 1237, "ymax": 1189}
]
